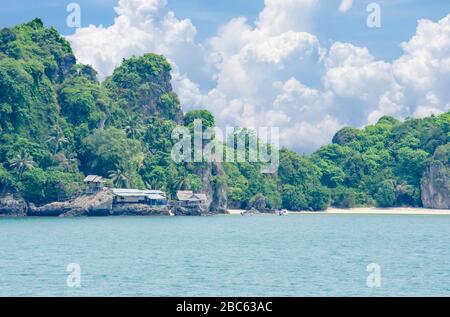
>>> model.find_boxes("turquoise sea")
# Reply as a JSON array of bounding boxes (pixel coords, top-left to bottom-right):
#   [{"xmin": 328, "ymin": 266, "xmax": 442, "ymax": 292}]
[{"xmin": 0, "ymin": 214, "xmax": 449, "ymax": 296}]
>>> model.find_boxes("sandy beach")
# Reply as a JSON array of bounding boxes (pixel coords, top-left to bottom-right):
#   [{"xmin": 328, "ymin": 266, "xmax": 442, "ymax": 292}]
[{"xmin": 227, "ymin": 207, "xmax": 450, "ymax": 216}]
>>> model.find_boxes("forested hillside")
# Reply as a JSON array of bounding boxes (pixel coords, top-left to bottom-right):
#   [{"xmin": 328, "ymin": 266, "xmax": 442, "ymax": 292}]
[{"xmin": 0, "ymin": 19, "xmax": 449, "ymax": 211}]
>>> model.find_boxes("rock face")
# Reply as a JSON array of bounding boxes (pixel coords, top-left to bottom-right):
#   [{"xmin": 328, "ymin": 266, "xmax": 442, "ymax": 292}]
[
  {"xmin": 106, "ymin": 54, "xmax": 184, "ymax": 124},
  {"xmin": 28, "ymin": 189, "xmax": 170, "ymax": 217},
  {"xmin": 0, "ymin": 186, "xmax": 28, "ymax": 217},
  {"xmin": 29, "ymin": 189, "xmax": 114, "ymax": 217},
  {"xmin": 199, "ymin": 161, "xmax": 228, "ymax": 214},
  {"xmin": 111, "ymin": 204, "xmax": 170, "ymax": 216},
  {"xmin": 174, "ymin": 205, "xmax": 207, "ymax": 216},
  {"xmin": 211, "ymin": 163, "xmax": 228, "ymax": 213},
  {"xmin": 421, "ymin": 161, "xmax": 450, "ymax": 209}
]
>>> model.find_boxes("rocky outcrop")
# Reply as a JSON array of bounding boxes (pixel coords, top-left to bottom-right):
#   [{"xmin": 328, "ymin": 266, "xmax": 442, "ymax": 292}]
[
  {"xmin": 246, "ymin": 194, "xmax": 276, "ymax": 214},
  {"xmin": 0, "ymin": 186, "xmax": 28, "ymax": 217},
  {"xmin": 173, "ymin": 205, "xmax": 207, "ymax": 216},
  {"xmin": 28, "ymin": 189, "xmax": 114, "ymax": 217},
  {"xmin": 198, "ymin": 161, "xmax": 228, "ymax": 214},
  {"xmin": 106, "ymin": 54, "xmax": 184, "ymax": 124},
  {"xmin": 210, "ymin": 162, "xmax": 228, "ymax": 213},
  {"xmin": 111, "ymin": 204, "xmax": 170, "ymax": 216},
  {"xmin": 421, "ymin": 161, "xmax": 450, "ymax": 209},
  {"xmin": 28, "ymin": 189, "xmax": 170, "ymax": 217}
]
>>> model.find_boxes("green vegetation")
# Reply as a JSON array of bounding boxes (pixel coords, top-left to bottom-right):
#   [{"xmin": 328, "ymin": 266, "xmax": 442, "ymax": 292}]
[{"xmin": 0, "ymin": 20, "xmax": 449, "ymax": 210}]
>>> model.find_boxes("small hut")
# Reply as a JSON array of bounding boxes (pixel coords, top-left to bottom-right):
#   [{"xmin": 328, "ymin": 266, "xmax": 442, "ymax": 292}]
[
  {"xmin": 176, "ymin": 190, "xmax": 208, "ymax": 209},
  {"xmin": 84, "ymin": 175, "xmax": 105, "ymax": 194}
]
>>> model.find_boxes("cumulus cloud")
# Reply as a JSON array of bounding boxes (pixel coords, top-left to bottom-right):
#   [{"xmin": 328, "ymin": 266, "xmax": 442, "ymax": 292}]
[
  {"xmin": 172, "ymin": 0, "xmax": 333, "ymax": 152},
  {"xmin": 256, "ymin": 0, "xmax": 318, "ymax": 35},
  {"xmin": 67, "ymin": 0, "xmax": 203, "ymax": 81},
  {"xmin": 68, "ymin": 0, "xmax": 450, "ymax": 153}
]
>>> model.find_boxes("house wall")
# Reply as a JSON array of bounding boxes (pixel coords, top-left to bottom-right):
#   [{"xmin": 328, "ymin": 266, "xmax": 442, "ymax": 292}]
[
  {"xmin": 116, "ymin": 196, "xmax": 146, "ymax": 204},
  {"xmin": 180, "ymin": 200, "xmax": 207, "ymax": 208},
  {"xmin": 114, "ymin": 196, "xmax": 168, "ymax": 206},
  {"xmin": 86, "ymin": 183, "xmax": 103, "ymax": 194}
]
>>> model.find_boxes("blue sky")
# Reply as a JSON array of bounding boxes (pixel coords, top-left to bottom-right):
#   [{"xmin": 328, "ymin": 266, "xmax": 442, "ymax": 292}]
[
  {"xmin": 1, "ymin": 0, "xmax": 448, "ymax": 61},
  {"xmin": 1, "ymin": 0, "xmax": 450, "ymax": 152}
]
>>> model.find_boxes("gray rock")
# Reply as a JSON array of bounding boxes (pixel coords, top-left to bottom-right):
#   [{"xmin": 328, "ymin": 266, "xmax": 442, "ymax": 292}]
[
  {"xmin": 29, "ymin": 189, "xmax": 114, "ymax": 217},
  {"xmin": 421, "ymin": 161, "xmax": 450, "ymax": 209},
  {"xmin": 197, "ymin": 161, "xmax": 228, "ymax": 214},
  {"xmin": 0, "ymin": 186, "xmax": 28, "ymax": 217},
  {"xmin": 210, "ymin": 162, "xmax": 228, "ymax": 213},
  {"xmin": 174, "ymin": 204, "xmax": 207, "ymax": 216},
  {"xmin": 28, "ymin": 189, "xmax": 171, "ymax": 217},
  {"xmin": 111, "ymin": 204, "xmax": 170, "ymax": 216}
]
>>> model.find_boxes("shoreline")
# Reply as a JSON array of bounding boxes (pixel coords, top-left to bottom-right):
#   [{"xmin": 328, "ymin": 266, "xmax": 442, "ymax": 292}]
[{"xmin": 227, "ymin": 207, "xmax": 450, "ymax": 216}]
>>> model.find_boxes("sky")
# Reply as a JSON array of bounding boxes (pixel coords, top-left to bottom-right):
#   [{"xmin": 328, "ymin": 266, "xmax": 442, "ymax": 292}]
[{"xmin": 1, "ymin": 0, "xmax": 450, "ymax": 153}]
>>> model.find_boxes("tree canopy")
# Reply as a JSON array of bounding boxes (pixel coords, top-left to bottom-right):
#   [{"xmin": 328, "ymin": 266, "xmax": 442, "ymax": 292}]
[{"xmin": 0, "ymin": 20, "xmax": 449, "ymax": 210}]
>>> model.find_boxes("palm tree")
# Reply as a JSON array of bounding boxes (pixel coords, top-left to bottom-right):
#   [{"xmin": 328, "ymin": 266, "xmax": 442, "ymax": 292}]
[
  {"xmin": 9, "ymin": 151, "xmax": 35, "ymax": 177},
  {"xmin": 145, "ymin": 179, "xmax": 164, "ymax": 191},
  {"xmin": 173, "ymin": 173, "xmax": 190, "ymax": 190},
  {"xmin": 47, "ymin": 127, "xmax": 69, "ymax": 154},
  {"xmin": 144, "ymin": 167, "xmax": 166, "ymax": 190},
  {"xmin": 123, "ymin": 115, "xmax": 144, "ymax": 139},
  {"xmin": 54, "ymin": 152, "xmax": 78, "ymax": 172},
  {"xmin": 109, "ymin": 165, "xmax": 131, "ymax": 188}
]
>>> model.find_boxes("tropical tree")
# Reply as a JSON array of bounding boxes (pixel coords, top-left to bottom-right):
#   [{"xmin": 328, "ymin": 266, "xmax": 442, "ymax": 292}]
[
  {"xmin": 80, "ymin": 128, "xmax": 144, "ymax": 177},
  {"xmin": 9, "ymin": 151, "xmax": 35, "ymax": 177},
  {"xmin": 173, "ymin": 172, "xmax": 190, "ymax": 191},
  {"xmin": 144, "ymin": 166, "xmax": 167, "ymax": 190},
  {"xmin": 122, "ymin": 114, "xmax": 144, "ymax": 139},
  {"xmin": 109, "ymin": 164, "xmax": 131, "ymax": 188},
  {"xmin": 54, "ymin": 152, "xmax": 78, "ymax": 172},
  {"xmin": 46, "ymin": 127, "xmax": 69, "ymax": 154}
]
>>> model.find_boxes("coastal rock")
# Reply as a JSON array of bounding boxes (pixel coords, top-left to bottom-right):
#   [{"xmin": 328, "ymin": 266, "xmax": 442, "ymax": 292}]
[
  {"xmin": 198, "ymin": 161, "xmax": 228, "ymax": 214},
  {"xmin": 174, "ymin": 205, "xmax": 208, "ymax": 216},
  {"xmin": 111, "ymin": 204, "xmax": 170, "ymax": 216},
  {"xmin": 28, "ymin": 189, "xmax": 170, "ymax": 217},
  {"xmin": 210, "ymin": 162, "xmax": 228, "ymax": 213},
  {"xmin": 28, "ymin": 189, "xmax": 114, "ymax": 217},
  {"xmin": 421, "ymin": 161, "xmax": 450, "ymax": 209},
  {"xmin": 0, "ymin": 186, "xmax": 28, "ymax": 217}
]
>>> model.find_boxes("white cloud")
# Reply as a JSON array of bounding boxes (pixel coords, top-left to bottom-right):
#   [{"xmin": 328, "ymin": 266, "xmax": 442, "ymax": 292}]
[
  {"xmin": 68, "ymin": 1, "xmax": 450, "ymax": 153},
  {"xmin": 338, "ymin": 0, "xmax": 353, "ymax": 13},
  {"xmin": 67, "ymin": 0, "xmax": 201, "ymax": 80},
  {"xmin": 256, "ymin": 0, "xmax": 318, "ymax": 35}
]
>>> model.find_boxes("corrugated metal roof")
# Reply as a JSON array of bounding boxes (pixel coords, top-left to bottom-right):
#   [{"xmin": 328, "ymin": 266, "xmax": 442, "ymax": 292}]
[
  {"xmin": 112, "ymin": 188, "xmax": 164, "ymax": 195},
  {"xmin": 176, "ymin": 191, "xmax": 207, "ymax": 202},
  {"xmin": 176, "ymin": 190, "xmax": 194, "ymax": 201},
  {"xmin": 84, "ymin": 175, "xmax": 104, "ymax": 183},
  {"xmin": 147, "ymin": 194, "xmax": 166, "ymax": 200},
  {"xmin": 111, "ymin": 188, "xmax": 166, "ymax": 200}
]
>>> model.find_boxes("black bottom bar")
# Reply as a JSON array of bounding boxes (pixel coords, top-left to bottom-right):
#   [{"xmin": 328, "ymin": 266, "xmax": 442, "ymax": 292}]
[{"xmin": 0, "ymin": 297, "xmax": 449, "ymax": 315}]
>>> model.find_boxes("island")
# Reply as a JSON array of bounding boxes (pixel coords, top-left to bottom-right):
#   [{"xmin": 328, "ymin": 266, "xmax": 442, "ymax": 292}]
[{"xmin": 0, "ymin": 19, "xmax": 449, "ymax": 217}]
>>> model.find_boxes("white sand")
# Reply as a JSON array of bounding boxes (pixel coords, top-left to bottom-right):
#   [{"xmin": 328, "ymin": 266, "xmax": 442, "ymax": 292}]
[
  {"xmin": 322, "ymin": 207, "xmax": 450, "ymax": 215},
  {"xmin": 227, "ymin": 209, "xmax": 246, "ymax": 215},
  {"xmin": 227, "ymin": 207, "xmax": 450, "ymax": 215}
]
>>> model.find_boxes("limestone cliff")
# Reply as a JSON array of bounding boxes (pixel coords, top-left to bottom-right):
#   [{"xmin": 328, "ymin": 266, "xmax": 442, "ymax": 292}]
[
  {"xmin": 104, "ymin": 53, "xmax": 184, "ymax": 124},
  {"xmin": 198, "ymin": 161, "xmax": 228, "ymax": 213},
  {"xmin": 421, "ymin": 161, "xmax": 450, "ymax": 209}
]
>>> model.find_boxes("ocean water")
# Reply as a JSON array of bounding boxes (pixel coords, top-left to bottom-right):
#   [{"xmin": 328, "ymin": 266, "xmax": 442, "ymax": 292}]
[{"xmin": 0, "ymin": 214, "xmax": 449, "ymax": 297}]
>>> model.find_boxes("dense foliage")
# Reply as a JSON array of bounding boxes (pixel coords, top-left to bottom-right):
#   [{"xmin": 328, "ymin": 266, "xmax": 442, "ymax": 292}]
[{"xmin": 0, "ymin": 20, "xmax": 449, "ymax": 210}]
